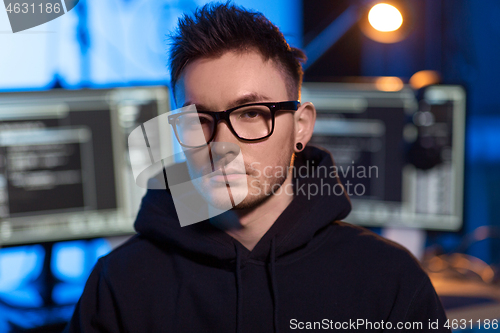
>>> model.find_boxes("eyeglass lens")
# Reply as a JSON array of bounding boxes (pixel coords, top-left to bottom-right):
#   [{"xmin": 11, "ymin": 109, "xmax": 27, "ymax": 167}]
[{"xmin": 174, "ymin": 105, "xmax": 273, "ymax": 147}]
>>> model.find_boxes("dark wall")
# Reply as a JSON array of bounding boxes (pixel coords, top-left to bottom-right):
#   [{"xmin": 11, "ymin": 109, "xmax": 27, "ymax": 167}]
[{"xmin": 303, "ymin": 0, "xmax": 362, "ymax": 80}]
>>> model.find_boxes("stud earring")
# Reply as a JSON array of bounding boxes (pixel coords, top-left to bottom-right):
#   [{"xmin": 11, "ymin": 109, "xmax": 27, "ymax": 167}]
[{"xmin": 296, "ymin": 142, "xmax": 303, "ymax": 151}]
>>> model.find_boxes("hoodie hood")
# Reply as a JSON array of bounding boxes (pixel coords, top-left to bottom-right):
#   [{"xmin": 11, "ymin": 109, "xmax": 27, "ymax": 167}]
[{"xmin": 134, "ymin": 145, "xmax": 351, "ymax": 263}]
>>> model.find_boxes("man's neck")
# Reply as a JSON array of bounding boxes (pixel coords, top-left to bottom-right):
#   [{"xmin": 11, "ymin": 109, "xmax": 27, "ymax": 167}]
[{"xmin": 210, "ymin": 174, "xmax": 294, "ymax": 251}]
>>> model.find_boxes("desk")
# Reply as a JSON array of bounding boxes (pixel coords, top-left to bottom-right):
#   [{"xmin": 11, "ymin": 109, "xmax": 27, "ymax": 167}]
[{"xmin": 429, "ymin": 272, "xmax": 500, "ymax": 331}]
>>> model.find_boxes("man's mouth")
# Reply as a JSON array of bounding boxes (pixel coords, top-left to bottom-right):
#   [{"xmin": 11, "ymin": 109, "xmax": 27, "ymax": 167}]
[{"xmin": 209, "ymin": 168, "xmax": 247, "ymax": 183}]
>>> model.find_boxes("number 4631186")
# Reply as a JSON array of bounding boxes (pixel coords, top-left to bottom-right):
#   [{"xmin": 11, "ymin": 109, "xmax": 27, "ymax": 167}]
[
  {"xmin": 6, "ymin": 3, "xmax": 61, "ymax": 14},
  {"xmin": 444, "ymin": 319, "xmax": 498, "ymax": 330}
]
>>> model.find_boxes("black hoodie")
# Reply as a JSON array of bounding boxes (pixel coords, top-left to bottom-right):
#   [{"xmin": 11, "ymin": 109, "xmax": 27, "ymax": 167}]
[{"xmin": 65, "ymin": 146, "xmax": 449, "ymax": 332}]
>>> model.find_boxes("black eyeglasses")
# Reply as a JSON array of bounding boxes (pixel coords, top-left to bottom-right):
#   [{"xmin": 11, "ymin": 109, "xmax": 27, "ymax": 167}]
[{"xmin": 168, "ymin": 101, "xmax": 300, "ymax": 148}]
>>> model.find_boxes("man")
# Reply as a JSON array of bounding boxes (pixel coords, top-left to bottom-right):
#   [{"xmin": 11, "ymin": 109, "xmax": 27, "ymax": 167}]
[{"xmin": 65, "ymin": 3, "xmax": 449, "ymax": 332}]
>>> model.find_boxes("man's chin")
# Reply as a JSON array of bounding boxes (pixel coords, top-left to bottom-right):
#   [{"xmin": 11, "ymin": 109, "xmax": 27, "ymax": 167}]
[
  {"xmin": 203, "ymin": 187, "xmax": 270, "ymax": 211},
  {"xmin": 191, "ymin": 173, "xmax": 290, "ymax": 212},
  {"xmin": 201, "ymin": 185, "xmax": 248, "ymax": 210},
  {"xmin": 232, "ymin": 193, "xmax": 271, "ymax": 210}
]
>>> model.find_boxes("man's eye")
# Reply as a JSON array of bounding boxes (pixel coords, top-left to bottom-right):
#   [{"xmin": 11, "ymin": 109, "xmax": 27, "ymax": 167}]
[
  {"xmin": 198, "ymin": 116, "xmax": 212, "ymax": 124},
  {"xmin": 239, "ymin": 110, "xmax": 263, "ymax": 119}
]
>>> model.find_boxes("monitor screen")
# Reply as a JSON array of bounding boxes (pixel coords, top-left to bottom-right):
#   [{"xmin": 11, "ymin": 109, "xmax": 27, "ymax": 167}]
[
  {"xmin": 302, "ymin": 83, "xmax": 465, "ymax": 231},
  {"xmin": 0, "ymin": 86, "xmax": 171, "ymax": 245}
]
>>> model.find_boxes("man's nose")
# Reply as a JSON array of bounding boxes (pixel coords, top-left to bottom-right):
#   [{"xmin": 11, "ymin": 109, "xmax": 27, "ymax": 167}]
[{"xmin": 210, "ymin": 120, "xmax": 240, "ymax": 158}]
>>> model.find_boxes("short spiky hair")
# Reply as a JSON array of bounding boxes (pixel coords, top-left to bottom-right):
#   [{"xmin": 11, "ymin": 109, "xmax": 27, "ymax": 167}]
[{"xmin": 169, "ymin": 2, "xmax": 306, "ymax": 100}]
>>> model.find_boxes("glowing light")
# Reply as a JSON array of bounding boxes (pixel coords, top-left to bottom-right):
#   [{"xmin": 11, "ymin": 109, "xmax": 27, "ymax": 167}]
[
  {"xmin": 409, "ymin": 70, "xmax": 441, "ymax": 90},
  {"xmin": 374, "ymin": 76, "xmax": 404, "ymax": 91},
  {"xmin": 368, "ymin": 3, "xmax": 403, "ymax": 32}
]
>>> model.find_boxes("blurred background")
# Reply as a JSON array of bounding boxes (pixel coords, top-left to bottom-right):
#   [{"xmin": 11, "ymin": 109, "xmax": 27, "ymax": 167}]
[{"xmin": 0, "ymin": 0, "xmax": 499, "ymax": 331}]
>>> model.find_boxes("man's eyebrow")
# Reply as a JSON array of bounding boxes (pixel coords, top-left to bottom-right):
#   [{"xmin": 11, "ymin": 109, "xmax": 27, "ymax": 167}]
[
  {"xmin": 226, "ymin": 93, "xmax": 273, "ymax": 109},
  {"xmin": 181, "ymin": 93, "xmax": 273, "ymax": 111},
  {"xmin": 182, "ymin": 101, "xmax": 209, "ymax": 110}
]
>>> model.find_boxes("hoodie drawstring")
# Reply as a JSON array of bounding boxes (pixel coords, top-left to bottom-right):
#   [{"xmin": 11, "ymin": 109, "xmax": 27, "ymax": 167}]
[
  {"xmin": 234, "ymin": 243, "xmax": 242, "ymax": 333},
  {"xmin": 234, "ymin": 237, "xmax": 279, "ymax": 333},
  {"xmin": 270, "ymin": 236, "xmax": 279, "ymax": 333}
]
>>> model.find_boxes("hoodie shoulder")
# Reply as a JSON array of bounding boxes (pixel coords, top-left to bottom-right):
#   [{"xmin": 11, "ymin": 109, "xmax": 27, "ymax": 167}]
[
  {"xmin": 322, "ymin": 221, "xmax": 448, "ymax": 326},
  {"xmin": 97, "ymin": 235, "xmax": 173, "ymax": 282},
  {"xmin": 327, "ymin": 221, "xmax": 427, "ymax": 279}
]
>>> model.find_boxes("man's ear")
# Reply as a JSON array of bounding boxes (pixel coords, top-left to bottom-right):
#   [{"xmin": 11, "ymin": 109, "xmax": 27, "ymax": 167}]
[{"xmin": 293, "ymin": 102, "xmax": 316, "ymax": 152}]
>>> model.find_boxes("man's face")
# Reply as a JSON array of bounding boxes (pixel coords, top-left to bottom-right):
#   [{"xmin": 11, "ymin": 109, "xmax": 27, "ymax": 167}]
[{"xmin": 175, "ymin": 50, "xmax": 296, "ymax": 210}]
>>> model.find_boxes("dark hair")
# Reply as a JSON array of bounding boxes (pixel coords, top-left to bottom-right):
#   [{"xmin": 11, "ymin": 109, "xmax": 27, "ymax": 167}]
[{"xmin": 169, "ymin": 2, "xmax": 306, "ymax": 100}]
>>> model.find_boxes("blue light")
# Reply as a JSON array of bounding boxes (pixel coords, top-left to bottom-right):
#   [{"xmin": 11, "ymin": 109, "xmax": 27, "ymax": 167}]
[
  {"xmin": 51, "ymin": 238, "xmax": 112, "ymax": 305},
  {"xmin": 0, "ymin": 0, "xmax": 302, "ymax": 91},
  {"xmin": 51, "ymin": 241, "xmax": 86, "ymax": 282},
  {"xmin": 0, "ymin": 245, "xmax": 45, "ymax": 307},
  {"xmin": 52, "ymin": 283, "xmax": 85, "ymax": 306}
]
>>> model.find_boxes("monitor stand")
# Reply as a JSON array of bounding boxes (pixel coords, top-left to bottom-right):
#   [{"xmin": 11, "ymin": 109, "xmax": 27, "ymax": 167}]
[
  {"xmin": 382, "ymin": 227, "xmax": 426, "ymax": 261},
  {"xmin": 33, "ymin": 242, "xmax": 58, "ymax": 307}
]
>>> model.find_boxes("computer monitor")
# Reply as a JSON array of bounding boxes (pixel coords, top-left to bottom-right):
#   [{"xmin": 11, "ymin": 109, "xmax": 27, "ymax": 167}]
[
  {"xmin": 0, "ymin": 86, "xmax": 172, "ymax": 246},
  {"xmin": 302, "ymin": 83, "xmax": 465, "ymax": 231}
]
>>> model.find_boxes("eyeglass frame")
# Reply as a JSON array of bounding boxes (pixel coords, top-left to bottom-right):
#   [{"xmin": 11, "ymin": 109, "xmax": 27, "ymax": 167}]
[{"xmin": 167, "ymin": 100, "xmax": 300, "ymax": 148}]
